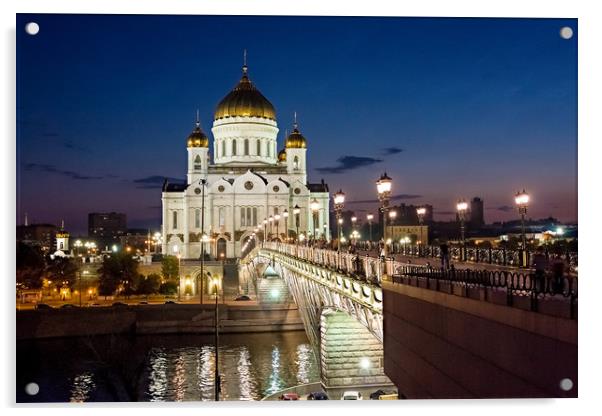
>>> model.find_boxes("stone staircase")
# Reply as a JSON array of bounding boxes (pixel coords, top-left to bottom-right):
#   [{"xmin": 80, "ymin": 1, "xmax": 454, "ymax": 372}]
[{"xmin": 257, "ymin": 277, "xmax": 291, "ymax": 305}]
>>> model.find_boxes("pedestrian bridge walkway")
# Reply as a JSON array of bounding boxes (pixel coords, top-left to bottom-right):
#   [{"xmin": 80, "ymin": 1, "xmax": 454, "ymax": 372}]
[{"xmin": 240, "ymin": 242, "xmax": 577, "ymax": 398}]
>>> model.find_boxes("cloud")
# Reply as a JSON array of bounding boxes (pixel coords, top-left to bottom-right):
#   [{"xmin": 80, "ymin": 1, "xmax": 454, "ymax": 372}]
[
  {"xmin": 133, "ymin": 175, "xmax": 184, "ymax": 189},
  {"xmin": 23, "ymin": 163, "xmax": 103, "ymax": 180},
  {"xmin": 381, "ymin": 147, "xmax": 403, "ymax": 155},
  {"xmin": 347, "ymin": 194, "xmax": 423, "ymax": 204},
  {"xmin": 315, "ymin": 156, "xmax": 383, "ymax": 174},
  {"xmin": 63, "ymin": 140, "xmax": 89, "ymax": 152}
]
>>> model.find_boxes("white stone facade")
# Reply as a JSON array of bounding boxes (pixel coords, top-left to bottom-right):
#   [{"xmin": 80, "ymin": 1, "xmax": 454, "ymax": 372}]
[{"xmin": 161, "ymin": 71, "xmax": 330, "ymax": 259}]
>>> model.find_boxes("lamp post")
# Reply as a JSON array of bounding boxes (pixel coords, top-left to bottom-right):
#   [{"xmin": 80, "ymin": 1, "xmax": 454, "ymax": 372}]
[
  {"xmin": 263, "ymin": 218, "xmax": 268, "ymax": 246},
  {"xmin": 293, "ymin": 205, "xmax": 301, "ymax": 244},
  {"xmin": 283, "ymin": 209, "xmax": 289, "ymax": 242},
  {"xmin": 275, "ymin": 213, "xmax": 281, "ymax": 241},
  {"xmin": 333, "ymin": 190, "xmax": 345, "ymax": 252},
  {"xmin": 376, "ymin": 172, "xmax": 392, "ymax": 256},
  {"xmin": 416, "ymin": 207, "xmax": 426, "ymax": 247},
  {"xmin": 310, "ymin": 198, "xmax": 320, "ymax": 242},
  {"xmin": 515, "ymin": 189, "xmax": 530, "ymax": 267},
  {"xmin": 268, "ymin": 215, "xmax": 274, "ymax": 241},
  {"xmin": 366, "ymin": 214, "xmax": 374, "ymax": 244},
  {"xmin": 456, "ymin": 199, "xmax": 468, "ymax": 261},
  {"xmin": 199, "ymin": 179, "xmax": 207, "ymax": 304},
  {"xmin": 212, "ymin": 273, "xmax": 220, "ymax": 401}
]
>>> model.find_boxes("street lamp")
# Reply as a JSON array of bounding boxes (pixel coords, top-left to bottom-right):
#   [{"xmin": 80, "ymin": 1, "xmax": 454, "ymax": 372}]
[
  {"xmin": 268, "ymin": 216, "xmax": 274, "ymax": 241},
  {"xmin": 366, "ymin": 213, "xmax": 374, "ymax": 243},
  {"xmin": 211, "ymin": 273, "xmax": 221, "ymax": 401},
  {"xmin": 376, "ymin": 172, "xmax": 392, "ymax": 256},
  {"xmin": 515, "ymin": 189, "xmax": 530, "ymax": 266},
  {"xmin": 263, "ymin": 218, "xmax": 268, "ymax": 245},
  {"xmin": 293, "ymin": 205, "xmax": 301, "ymax": 244},
  {"xmin": 275, "ymin": 213, "xmax": 281, "ymax": 241},
  {"xmin": 310, "ymin": 198, "xmax": 320, "ymax": 241},
  {"xmin": 199, "ymin": 179, "xmax": 207, "ymax": 304},
  {"xmin": 416, "ymin": 207, "xmax": 427, "ymax": 246},
  {"xmin": 333, "ymin": 190, "xmax": 345, "ymax": 251},
  {"xmin": 456, "ymin": 199, "xmax": 468, "ymax": 260},
  {"xmin": 283, "ymin": 209, "xmax": 289, "ymax": 241}
]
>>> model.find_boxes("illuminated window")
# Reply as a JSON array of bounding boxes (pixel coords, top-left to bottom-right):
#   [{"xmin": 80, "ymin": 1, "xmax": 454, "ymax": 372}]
[
  {"xmin": 218, "ymin": 207, "xmax": 225, "ymax": 227},
  {"xmin": 293, "ymin": 156, "xmax": 299, "ymax": 169}
]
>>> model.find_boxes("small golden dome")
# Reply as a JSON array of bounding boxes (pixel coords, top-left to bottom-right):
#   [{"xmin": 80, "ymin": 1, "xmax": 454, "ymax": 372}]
[
  {"xmin": 187, "ymin": 120, "xmax": 209, "ymax": 148},
  {"xmin": 278, "ymin": 148, "xmax": 287, "ymax": 162},
  {"xmin": 285, "ymin": 127, "xmax": 307, "ymax": 149},
  {"xmin": 214, "ymin": 66, "xmax": 276, "ymax": 121}
]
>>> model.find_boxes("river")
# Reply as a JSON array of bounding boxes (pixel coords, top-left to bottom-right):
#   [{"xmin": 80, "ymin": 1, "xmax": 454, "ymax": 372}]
[{"xmin": 17, "ymin": 331, "xmax": 319, "ymax": 402}]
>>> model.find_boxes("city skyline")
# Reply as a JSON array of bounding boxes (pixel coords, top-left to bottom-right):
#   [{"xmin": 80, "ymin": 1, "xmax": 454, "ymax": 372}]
[{"xmin": 16, "ymin": 14, "xmax": 577, "ymax": 234}]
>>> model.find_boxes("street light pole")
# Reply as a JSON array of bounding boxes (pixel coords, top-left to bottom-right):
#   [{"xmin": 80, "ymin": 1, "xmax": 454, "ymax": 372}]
[
  {"xmin": 310, "ymin": 198, "xmax": 320, "ymax": 244},
  {"xmin": 515, "ymin": 189, "xmax": 530, "ymax": 267},
  {"xmin": 293, "ymin": 205, "xmax": 300, "ymax": 246},
  {"xmin": 275, "ymin": 213, "xmax": 281, "ymax": 241},
  {"xmin": 213, "ymin": 275, "xmax": 220, "ymax": 401},
  {"xmin": 334, "ymin": 190, "xmax": 345, "ymax": 254},
  {"xmin": 366, "ymin": 214, "xmax": 373, "ymax": 244},
  {"xmin": 376, "ymin": 172, "xmax": 392, "ymax": 255},
  {"xmin": 456, "ymin": 200, "xmax": 468, "ymax": 261},
  {"xmin": 283, "ymin": 209, "xmax": 289, "ymax": 242},
  {"xmin": 263, "ymin": 218, "xmax": 267, "ymax": 247},
  {"xmin": 200, "ymin": 179, "xmax": 206, "ymax": 305}
]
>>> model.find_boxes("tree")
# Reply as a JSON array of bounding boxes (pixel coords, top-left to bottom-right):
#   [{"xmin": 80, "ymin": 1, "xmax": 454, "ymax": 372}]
[
  {"xmin": 46, "ymin": 256, "xmax": 79, "ymax": 290},
  {"xmin": 98, "ymin": 253, "xmax": 139, "ymax": 298},
  {"xmin": 16, "ymin": 242, "xmax": 46, "ymax": 289},
  {"xmin": 137, "ymin": 273, "xmax": 161, "ymax": 295},
  {"xmin": 159, "ymin": 280, "xmax": 178, "ymax": 295},
  {"xmin": 161, "ymin": 255, "xmax": 179, "ymax": 280}
]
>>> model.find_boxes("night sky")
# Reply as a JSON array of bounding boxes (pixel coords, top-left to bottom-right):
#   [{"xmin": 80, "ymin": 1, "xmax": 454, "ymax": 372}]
[{"xmin": 16, "ymin": 14, "xmax": 577, "ymax": 234}]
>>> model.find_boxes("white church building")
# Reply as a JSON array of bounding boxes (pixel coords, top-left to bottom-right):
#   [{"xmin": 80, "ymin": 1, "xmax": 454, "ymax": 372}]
[{"xmin": 161, "ymin": 62, "xmax": 330, "ymax": 259}]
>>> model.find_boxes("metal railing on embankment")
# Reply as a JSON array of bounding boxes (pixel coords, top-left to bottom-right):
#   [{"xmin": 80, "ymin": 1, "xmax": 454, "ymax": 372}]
[{"xmin": 390, "ymin": 264, "xmax": 578, "ymax": 319}]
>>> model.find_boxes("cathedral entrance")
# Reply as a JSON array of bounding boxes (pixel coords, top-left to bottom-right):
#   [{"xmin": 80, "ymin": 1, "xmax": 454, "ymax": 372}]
[{"xmin": 217, "ymin": 238, "xmax": 227, "ymax": 259}]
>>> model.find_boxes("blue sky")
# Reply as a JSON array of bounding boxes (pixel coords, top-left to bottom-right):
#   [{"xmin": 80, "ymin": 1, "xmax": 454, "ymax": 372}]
[{"xmin": 16, "ymin": 14, "xmax": 577, "ymax": 233}]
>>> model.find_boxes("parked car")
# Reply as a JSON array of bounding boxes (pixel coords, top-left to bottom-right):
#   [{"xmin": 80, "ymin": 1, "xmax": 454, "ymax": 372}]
[
  {"xmin": 35, "ymin": 303, "xmax": 52, "ymax": 310},
  {"xmin": 340, "ymin": 391, "xmax": 362, "ymax": 400},
  {"xmin": 235, "ymin": 295, "xmax": 251, "ymax": 301},
  {"xmin": 279, "ymin": 393, "xmax": 299, "ymax": 401},
  {"xmin": 369, "ymin": 389, "xmax": 397, "ymax": 400},
  {"xmin": 112, "ymin": 302, "xmax": 127, "ymax": 307},
  {"xmin": 90, "ymin": 303, "xmax": 101, "ymax": 307},
  {"xmin": 307, "ymin": 391, "xmax": 329, "ymax": 400},
  {"xmin": 139, "ymin": 301, "xmax": 148, "ymax": 305},
  {"xmin": 164, "ymin": 300, "xmax": 177, "ymax": 304},
  {"xmin": 60, "ymin": 304, "xmax": 78, "ymax": 309}
]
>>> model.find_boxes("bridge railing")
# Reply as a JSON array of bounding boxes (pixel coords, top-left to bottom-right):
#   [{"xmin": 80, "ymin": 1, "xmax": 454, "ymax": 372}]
[
  {"xmin": 355, "ymin": 241, "xmax": 578, "ymax": 273},
  {"xmin": 391, "ymin": 263, "xmax": 577, "ymax": 319}
]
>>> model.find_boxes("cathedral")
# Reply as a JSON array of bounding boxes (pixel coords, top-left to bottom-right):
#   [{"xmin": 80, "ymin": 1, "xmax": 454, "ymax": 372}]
[{"xmin": 161, "ymin": 61, "xmax": 330, "ymax": 259}]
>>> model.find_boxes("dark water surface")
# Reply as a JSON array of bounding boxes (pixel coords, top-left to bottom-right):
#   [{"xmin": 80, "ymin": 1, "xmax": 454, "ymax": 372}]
[{"xmin": 17, "ymin": 331, "xmax": 319, "ymax": 402}]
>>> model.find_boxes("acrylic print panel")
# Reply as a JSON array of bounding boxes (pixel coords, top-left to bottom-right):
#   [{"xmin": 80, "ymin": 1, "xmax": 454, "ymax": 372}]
[{"xmin": 16, "ymin": 13, "xmax": 577, "ymax": 402}]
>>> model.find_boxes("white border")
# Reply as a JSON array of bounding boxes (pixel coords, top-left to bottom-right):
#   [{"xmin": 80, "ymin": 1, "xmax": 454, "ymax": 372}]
[{"xmin": 2, "ymin": 1, "xmax": 600, "ymax": 416}]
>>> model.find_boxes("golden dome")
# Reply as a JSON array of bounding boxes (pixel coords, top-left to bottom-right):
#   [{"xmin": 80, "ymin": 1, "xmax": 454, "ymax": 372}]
[
  {"xmin": 186, "ymin": 120, "xmax": 209, "ymax": 148},
  {"xmin": 214, "ymin": 66, "xmax": 276, "ymax": 121},
  {"xmin": 285, "ymin": 127, "xmax": 307, "ymax": 149},
  {"xmin": 278, "ymin": 148, "xmax": 287, "ymax": 162}
]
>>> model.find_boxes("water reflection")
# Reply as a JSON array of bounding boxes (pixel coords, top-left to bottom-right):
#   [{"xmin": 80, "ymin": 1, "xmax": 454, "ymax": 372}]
[
  {"xmin": 18, "ymin": 332, "xmax": 319, "ymax": 402},
  {"xmin": 69, "ymin": 372, "xmax": 95, "ymax": 402}
]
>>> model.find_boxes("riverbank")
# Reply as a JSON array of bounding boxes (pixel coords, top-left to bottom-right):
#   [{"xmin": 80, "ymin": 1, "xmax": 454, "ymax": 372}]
[{"xmin": 16, "ymin": 303, "xmax": 303, "ymax": 340}]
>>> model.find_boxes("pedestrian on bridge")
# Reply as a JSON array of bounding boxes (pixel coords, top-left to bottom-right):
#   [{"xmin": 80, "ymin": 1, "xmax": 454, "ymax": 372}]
[
  {"xmin": 531, "ymin": 248, "xmax": 549, "ymax": 292},
  {"xmin": 440, "ymin": 242, "xmax": 450, "ymax": 270}
]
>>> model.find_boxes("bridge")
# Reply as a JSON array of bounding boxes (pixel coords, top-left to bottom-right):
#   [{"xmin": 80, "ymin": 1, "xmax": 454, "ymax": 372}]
[{"xmin": 240, "ymin": 242, "xmax": 578, "ymax": 399}]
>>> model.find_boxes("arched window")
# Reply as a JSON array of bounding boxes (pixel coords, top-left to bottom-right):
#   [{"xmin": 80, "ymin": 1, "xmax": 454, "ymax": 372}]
[
  {"xmin": 293, "ymin": 156, "xmax": 299, "ymax": 169},
  {"xmin": 244, "ymin": 139, "xmax": 249, "ymax": 155},
  {"xmin": 221, "ymin": 140, "xmax": 225, "ymax": 158},
  {"xmin": 172, "ymin": 211, "xmax": 178, "ymax": 229},
  {"xmin": 252, "ymin": 207, "xmax": 257, "ymax": 226},
  {"xmin": 195, "ymin": 209, "xmax": 201, "ymax": 228},
  {"xmin": 194, "ymin": 154, "xmax": 202, "ymax": 170},
  {"xmin": 218, "ymin": 207, "xmax": 225, "ymax": 227},
  {"xmin": 232, "ymin": 139, "xmax": 237, "ymax": 156},
  {"xmin": 256, "ymin": 139, "xmax": 261, "ymax": 156}
]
